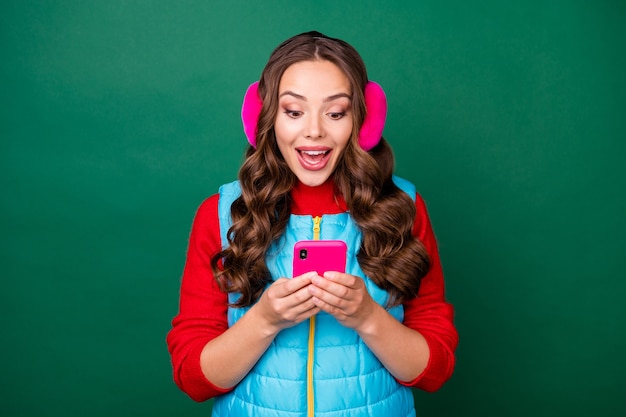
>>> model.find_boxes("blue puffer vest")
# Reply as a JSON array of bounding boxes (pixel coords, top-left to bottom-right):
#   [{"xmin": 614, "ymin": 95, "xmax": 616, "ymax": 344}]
[{"xmin": 211, "ymin": 177, "xmax": 417, "ymax": 417}]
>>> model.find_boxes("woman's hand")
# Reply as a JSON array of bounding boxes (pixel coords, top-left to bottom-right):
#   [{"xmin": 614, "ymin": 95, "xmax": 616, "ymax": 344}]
[
  {"xmin": 253, "ymin": 272, "xmax": 321, "ymax": 334},
  {"xmin": 306, "ymin": 271, "xmax": 431, "ymax": 382},
  {"xmin": 307, "ymin": 271, "xmax": 379, "ymax": 331},
  {"xmin": 199, "ymin": 272, "xmax": 320, "ymax": 389}
]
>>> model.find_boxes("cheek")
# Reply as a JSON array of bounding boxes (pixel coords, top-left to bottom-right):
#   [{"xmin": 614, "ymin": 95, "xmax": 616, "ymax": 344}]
[
  {"xmin": 273, "ymin": 129, "xmax": 297, "ymax": 164},
  {"xmin": 273, "ymin": 125, "xmax": 288, "ymax": 149},
  {"xmin": 336, "ymin": 122, "xmax": 353, "ymax": 148},
  {"xmin": 274, "ymin": 119, "xmax": 298, "ymax": 144},
  {"xmin": 274, "ymin": 135, "xmax": 291, "ymax": 161}
]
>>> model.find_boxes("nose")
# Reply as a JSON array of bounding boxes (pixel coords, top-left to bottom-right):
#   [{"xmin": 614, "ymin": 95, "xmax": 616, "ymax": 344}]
[{"xmin": 305, "ymin": 113, "xmax": 325, "ymax": 139}]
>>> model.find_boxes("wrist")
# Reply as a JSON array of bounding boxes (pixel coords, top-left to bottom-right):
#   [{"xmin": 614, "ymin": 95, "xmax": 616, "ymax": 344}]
[
  {"xmin": 354, "ymin": 302, "xmax": 386, "ymax": 338},
  {"xmin": 246, "ymin": 303, "xmax": 282, "ymax": 339}
]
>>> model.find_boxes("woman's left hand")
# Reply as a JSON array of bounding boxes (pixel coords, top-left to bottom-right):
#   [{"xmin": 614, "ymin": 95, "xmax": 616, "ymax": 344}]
[
  {"xmin": 308, "ymin": 271, "xmax": 431, "ymax": 383},
  {"xmin": 307, "ymin": 271, "xmax": 378, "ymax": 331}
]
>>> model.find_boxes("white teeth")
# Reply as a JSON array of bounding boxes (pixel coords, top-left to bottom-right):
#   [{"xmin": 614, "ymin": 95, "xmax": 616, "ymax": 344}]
[{"xmin": 302, "ymin": 150, "xmax": 327, "ymax": 156}]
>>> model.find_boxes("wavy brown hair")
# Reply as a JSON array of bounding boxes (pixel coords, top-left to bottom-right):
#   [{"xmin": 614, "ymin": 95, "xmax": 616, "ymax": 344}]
[{"xmin": 211, "ymin": 31, "xmax": 430, "ymax": 307}]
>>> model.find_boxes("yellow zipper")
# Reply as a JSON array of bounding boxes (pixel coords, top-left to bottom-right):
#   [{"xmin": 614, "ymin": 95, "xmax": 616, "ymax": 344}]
[
  {"xmin": 307, "ymin": 216, "xmax": 322, "ymax": 416},
  {"xmin": 312, "ymin": 216, "xmax": 322, "ymax": 241}
]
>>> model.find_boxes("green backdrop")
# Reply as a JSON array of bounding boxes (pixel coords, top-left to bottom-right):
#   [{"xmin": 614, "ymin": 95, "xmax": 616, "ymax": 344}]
[{"xmin": 2, "ymin": 1, "xmax": 625, "ymax": 416}]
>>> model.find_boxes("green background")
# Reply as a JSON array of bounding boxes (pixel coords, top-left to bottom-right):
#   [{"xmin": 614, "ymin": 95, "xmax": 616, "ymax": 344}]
[{"xmin": 2, "ymin": 1, "xmax": 625, "ymax": 416}]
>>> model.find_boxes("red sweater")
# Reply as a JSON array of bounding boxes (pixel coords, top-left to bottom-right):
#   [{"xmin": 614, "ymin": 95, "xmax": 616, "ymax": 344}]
[{"xmin": 167, "ymin": 180, "xmax": 458, "ymax": 402}]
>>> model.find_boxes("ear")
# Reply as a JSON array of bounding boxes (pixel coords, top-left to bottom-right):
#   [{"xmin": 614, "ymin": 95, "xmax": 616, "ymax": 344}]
[
  {"xmin": 358, "ymin": 81, "xmax": 387, "ymax": 151},
  {"xmin": 241, "ymin": 81, "xmax": 262, "ymax": 147}
]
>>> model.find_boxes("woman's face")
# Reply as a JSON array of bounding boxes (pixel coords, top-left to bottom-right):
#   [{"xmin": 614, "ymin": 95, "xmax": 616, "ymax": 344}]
[{"xmin": 274, "ymin": 60, "xmax": 353, "ymax": 187}]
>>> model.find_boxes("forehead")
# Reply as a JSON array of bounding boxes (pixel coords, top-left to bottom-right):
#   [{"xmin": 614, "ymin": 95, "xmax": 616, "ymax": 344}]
[{"xmin": 279, "ymin": 60, "xmax": 351, "ymax": 95}]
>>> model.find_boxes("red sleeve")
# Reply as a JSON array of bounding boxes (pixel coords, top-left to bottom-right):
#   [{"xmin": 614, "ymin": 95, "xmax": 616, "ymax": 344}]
[
  {"xmin": 166, "ymin": 195, "xmax": 233, "ymax": 402},
  {"xmin": 398, "ymin": 193, "xmax": 459, "ymax": 392}
]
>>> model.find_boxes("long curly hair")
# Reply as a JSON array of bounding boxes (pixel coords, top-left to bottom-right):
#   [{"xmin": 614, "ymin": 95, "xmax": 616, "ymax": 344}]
[{"xmin": 211, "ymin": 31, "xmax": 430, "ymax": 308}]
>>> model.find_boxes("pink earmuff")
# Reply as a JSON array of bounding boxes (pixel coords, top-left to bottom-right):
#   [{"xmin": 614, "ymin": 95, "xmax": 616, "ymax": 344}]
[{"xmin": 241, "ymin": 81, "xmax": 387, "ymax": 151}]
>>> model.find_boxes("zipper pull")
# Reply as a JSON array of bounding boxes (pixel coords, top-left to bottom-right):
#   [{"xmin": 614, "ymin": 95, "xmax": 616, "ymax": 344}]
[{"xmin": 312, "ymin": 216, "xmax": 322, "ymax": 240}]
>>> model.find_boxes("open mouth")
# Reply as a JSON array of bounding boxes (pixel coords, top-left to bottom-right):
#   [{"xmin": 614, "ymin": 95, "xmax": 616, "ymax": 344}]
[{"xmin": 297, "ymin": 148, "xmax": 332, "ymax": 170}]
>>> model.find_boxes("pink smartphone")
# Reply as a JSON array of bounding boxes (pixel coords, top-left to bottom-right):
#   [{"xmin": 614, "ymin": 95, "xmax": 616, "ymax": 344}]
[{"xmin": 293, "ymin": 240, "xmax": 347, "ymax": 276}]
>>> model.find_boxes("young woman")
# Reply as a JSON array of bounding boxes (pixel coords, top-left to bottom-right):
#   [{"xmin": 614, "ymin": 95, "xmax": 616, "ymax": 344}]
[{"xmin": 167, "ymin": 31, "xmax": 458, "ymax": 417}]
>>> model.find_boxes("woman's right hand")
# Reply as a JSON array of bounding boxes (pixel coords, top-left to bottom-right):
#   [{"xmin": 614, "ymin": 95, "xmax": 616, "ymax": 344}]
[
  {"xmin": 252, "ymin": 271, "xmax": 321, "ymax": 334},
  {"xmin": 199, "ymin": 271, "xmax": 320, "ymax": 389}
]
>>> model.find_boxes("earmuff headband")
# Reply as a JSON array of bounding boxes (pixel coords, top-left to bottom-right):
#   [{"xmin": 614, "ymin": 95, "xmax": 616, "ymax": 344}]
[{"xmin": 241, "ymin": 81, "xmax": 387, "ymax": 151}]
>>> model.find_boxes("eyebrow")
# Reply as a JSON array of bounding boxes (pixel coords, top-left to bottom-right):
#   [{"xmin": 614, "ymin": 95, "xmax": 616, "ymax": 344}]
[{"xmin": 279, "ymin": 91, "xmax": 352, "ymax": 102}]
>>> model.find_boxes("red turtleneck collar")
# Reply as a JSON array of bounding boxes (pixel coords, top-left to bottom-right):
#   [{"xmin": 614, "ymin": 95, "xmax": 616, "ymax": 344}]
[{"xmin": 290, "ymin": 178, "xmax": 348, "ymax": 217}]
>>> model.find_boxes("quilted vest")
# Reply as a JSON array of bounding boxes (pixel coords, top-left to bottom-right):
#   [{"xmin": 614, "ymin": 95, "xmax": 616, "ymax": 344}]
[{"xmin": 211, "ymin": 177, "xmax": 417, "ymax": 417}]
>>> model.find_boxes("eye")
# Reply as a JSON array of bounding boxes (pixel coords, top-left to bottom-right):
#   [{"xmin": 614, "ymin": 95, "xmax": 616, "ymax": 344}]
[
  {"xmin": 284, "ymin": 109, "xmax": 303, "ymax": 118},
  {"xmin": 328, "ymin": 111, "xmax": 346, "ymax": 120}
]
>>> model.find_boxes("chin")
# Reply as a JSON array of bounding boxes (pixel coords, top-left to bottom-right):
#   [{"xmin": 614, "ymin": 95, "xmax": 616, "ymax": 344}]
[{"xmin": 296, "ymin": 173, "xmax": 331, "ymax": 187}]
